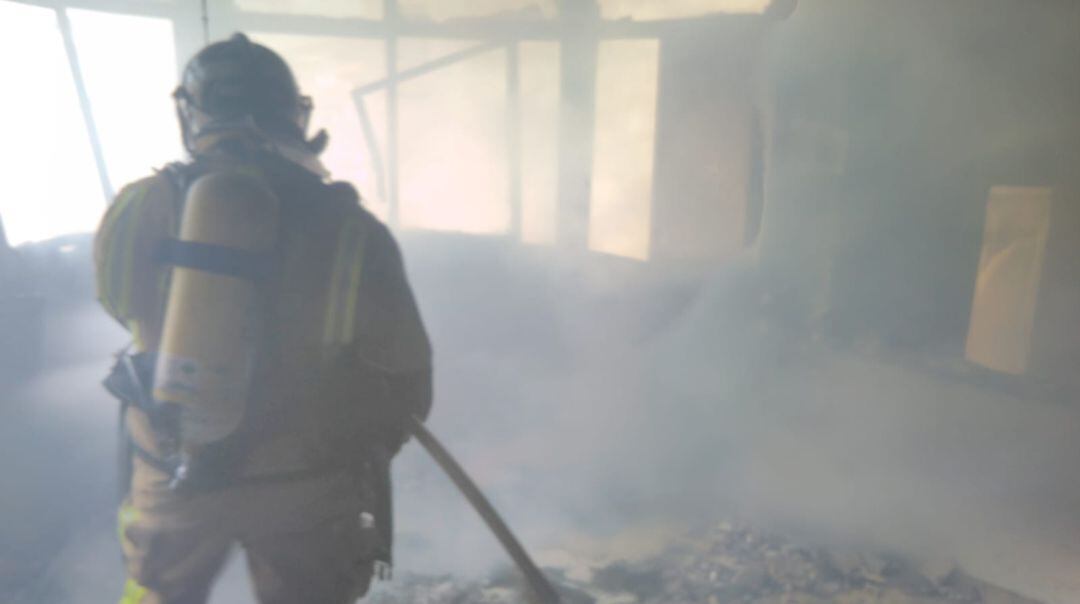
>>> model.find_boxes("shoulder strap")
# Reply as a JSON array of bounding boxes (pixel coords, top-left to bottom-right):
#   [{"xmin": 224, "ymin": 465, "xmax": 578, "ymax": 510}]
[{"xmin": 157, "ymin": 161, "xmax": 204, "ymax": 231}]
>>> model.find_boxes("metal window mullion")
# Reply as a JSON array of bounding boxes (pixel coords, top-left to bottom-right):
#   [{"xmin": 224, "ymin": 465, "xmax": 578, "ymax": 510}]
[
  {"xmin": 354, "ymin": 42, "xmax": 503, "ymax": 96},
  {"xmin": 172, "ymin": 0, "xmax": 206, "ymax": 84},
  {"xmin": 211, "ymin": 0, "xmax": 244, "ymax": 44},
  {"xmin": 384, "ymin": 0, "xmax": 400, "ymax": 228},
  {"xmin": 556, "ymin": 1, "xmax": 600, "ymax": 249},
  {"xmin": 507, "ymin": 42, "xmax": 522, "ymax": 239},
  {"xmin": 56, "ymin": 7, "xmax": 114, "ymax": 202}
]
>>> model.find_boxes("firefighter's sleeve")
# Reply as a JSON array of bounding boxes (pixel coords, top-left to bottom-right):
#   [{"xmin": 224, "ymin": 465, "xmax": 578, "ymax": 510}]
[
  {"xmin": 93, "ymin": 175, "xmax": 175, "ymax": 350},
  {"xmin": 353, "ymin": 220, "xmax": 433, "ymax": 444}
]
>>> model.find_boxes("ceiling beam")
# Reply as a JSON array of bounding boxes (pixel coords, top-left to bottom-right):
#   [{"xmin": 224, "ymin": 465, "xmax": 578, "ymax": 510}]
[{"xmin": 232, "ymin": 12, "xmax": 773, "ymax": 40}]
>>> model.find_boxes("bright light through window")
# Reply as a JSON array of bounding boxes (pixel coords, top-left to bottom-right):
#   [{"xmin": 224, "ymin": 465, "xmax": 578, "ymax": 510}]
[
  {"xmin": 397, "ymin": 39, "xmax": 510, "ymax": 234},
  {"xmin": 600, "ymin": 0, "xmax": 770, "ymax": 20},
  {"xmin": 0, "ymin": 3, "xmax": 181, "ymax": 246},
  {"xmin": 252, "ymin": 34, "xmax": 388, "ymax": 218},
  {"xmin": 519, "ymin": 41, "xmax": 560, "ymax": 245},
  {"xmin": 398, "ymin": 0, "xmax": 558, "ymax": 20},
  {"xmin": 234, "ymin": 0, "xmax": 383, "ymax": 19},
  {"xmin": 68, "ymin": 9, "xmax": 182, "ymax": 192},
  {"xmin": 590, "ymin": 39, "xmax": 660, "ymax": 260},
  {"xmin": 0, "ymin": 1, "xmax": 104, "ymax": 246}
]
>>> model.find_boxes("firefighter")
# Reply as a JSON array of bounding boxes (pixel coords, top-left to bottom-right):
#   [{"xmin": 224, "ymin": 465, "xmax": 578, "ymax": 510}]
[{"xmin": 94, "ymin": 33, "xmax": 432, "ymax": 604}]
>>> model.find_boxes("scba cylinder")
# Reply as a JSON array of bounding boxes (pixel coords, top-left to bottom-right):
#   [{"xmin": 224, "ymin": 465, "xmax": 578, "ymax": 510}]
[{"xmin": 153, "ymin": 169, "xmax": 279, "ymax": 448}]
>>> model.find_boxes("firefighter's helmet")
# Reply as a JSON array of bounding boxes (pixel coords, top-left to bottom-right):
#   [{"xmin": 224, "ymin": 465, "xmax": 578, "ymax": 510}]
[{"xmin": 174, "ymin": 33, "xmax": 321, "ymax": 155}]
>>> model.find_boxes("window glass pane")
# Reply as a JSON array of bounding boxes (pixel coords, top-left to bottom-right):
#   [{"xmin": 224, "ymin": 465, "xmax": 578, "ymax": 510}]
[
  {"xmin": 600, "ymin": 0, "xmax": 768, "ymax": 20},
  {"xmin": 352, "ymin": 89, "xmax": 390, "ymax": 219},
  {"xmin": 234, "ymin": 0, "xmax": 383, "ymax": 19},
  {"xmin": 68, "ymin": 9, "xmax": 182, "ymax": 191},
  {"xmin": 398, "ymin": 0, "xmax": 557, "ymax": 21},
  {"xmin": 396, "ymin": 38, "xmax": 477, "ymax": 72},
  {"xmin": 397, "ymin": 39, "xmax": 509, "ymax": 234},
  {"xmin": 519, "ymin": 41, "xmax": 559, "ymax": 245},
  {"xmin": 252, "ymin": 34, "xmax": 389, "ymax": 218},
  {"xmin": 965, "ymin": 186, "xmax": 1054, "ymax": 375},
  {"xmin": 589, "ymin": 39, "xmax": 659, "ymax": 260},
  {"xmin": 0, "ymin": 1, "xmax": 105, "ymax": 245}
]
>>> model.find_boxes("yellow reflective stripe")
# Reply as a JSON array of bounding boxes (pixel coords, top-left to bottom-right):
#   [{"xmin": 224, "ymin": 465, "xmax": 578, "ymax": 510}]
[
  {"xmin": 116, "ymin": 186, "xmax": 152, "ymax": 319},
  {"xmin": 324, "ymin": 220, "xmax": 356, "ymax": 343},
  {"xmin": 117, "ymin": 502, "xmax": 140, "ymax": 542},
  {"xmin": 97, "ymin": 191, "xmax": 138, "ymax": 317},
  {"xmin": 118, "ymin": 578, "xmax": 149, "ymax": 604},
  {"xmin": 96, "ymin": 228, "xmax": 114, "ymax": 316},
  {"xmin": 323, "ymin": 216, "xmax": 367, "ymax": 345},
  {"xmin": 340, "ymin": 235, "xmax": 365, "ymax": 341},
  {"xmin": 108, "ymin": 194, "xmax": 138, "ymax": 316},
  {"xmin": 100, "ymin": 182, "xmax": 152, "ymax": 320},
  {"xmin": 116, "ymin": 505, "xmax": 151, "ymax": 603},
  {"xmin": 322, "ymin": 229, "xmax": 348, "ymax": 344}
]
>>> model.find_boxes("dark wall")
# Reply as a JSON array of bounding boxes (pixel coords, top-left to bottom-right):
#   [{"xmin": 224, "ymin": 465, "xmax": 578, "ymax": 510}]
[
  {"xmin": 650, "ymin": 21, "xmax": 765, "ymax": 265},
  {"xmin": 760, "ymin": 0, "xmax": 1080, "ymax": 353}
]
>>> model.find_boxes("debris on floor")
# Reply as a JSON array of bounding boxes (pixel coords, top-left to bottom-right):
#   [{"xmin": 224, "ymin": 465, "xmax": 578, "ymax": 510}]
[{"xmin": 370, "ymin": 521, "xmax": 1042, "ymax": 603}]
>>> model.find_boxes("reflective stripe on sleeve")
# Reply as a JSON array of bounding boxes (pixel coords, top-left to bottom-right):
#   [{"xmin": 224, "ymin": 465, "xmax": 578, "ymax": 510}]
[
  {"xmin": 98, "ymin": 181, "xmax": 153, "ymax": 321},
  {"xmin": 117, "ymin": 502, "xmax": 140, "ymax": 543},
  {"xmin": 116, "ymin": 503, "xmax": 149, "ymax": 604},
  {"xmin": 118, "ymin": 578, "xmax": 149, "ymax": 604},
  {"xmin": 323, "ymin": 215, "xmax": 367, "ymax": 345}
]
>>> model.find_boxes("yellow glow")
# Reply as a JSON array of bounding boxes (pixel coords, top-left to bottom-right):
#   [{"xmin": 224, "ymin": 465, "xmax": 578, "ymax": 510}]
[
  {"xmin": 965, "ymin": 187, "xmax": 1054, "ymax": 375},
  {"xmin": 589, "ymin": 39, "xmax": 660, "ymax": 260}
]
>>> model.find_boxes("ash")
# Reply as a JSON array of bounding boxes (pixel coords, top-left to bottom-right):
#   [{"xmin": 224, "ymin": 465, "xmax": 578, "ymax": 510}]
[{"xmin": 370, "ymin": 522, "xmax": 1041, "ymax": 604}]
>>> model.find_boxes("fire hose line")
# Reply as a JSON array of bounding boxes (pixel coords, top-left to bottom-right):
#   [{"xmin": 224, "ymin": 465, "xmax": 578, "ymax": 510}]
[{"xmin": 407, "ymin": 415, "xmax": 563, "ymax": 604}]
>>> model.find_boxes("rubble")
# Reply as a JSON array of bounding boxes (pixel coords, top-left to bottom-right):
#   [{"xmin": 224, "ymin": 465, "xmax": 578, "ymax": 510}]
[
  {"xmin": 372, "ymin": 521, "xmax": 1041, "ymax": 604},
  {"xmin": 366, "ymin": 569, "xmax": 595, "ymax": 604},
  {"xmin": 366, "ymin": 573, "xmax": 518, "ymax": 604}
]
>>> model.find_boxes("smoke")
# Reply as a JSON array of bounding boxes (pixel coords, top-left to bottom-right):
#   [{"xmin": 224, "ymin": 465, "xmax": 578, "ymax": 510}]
[
  {"xmin": 390, "ymin": 238, "xmax": 1080, "ymax": 603},
  {"xmin": 4, "ymin": 1, "xmax": 1080, "ymax": 603},
  {"xmin": 383, "ymin": 6, "xmax": 1080, "ymax": 603}
]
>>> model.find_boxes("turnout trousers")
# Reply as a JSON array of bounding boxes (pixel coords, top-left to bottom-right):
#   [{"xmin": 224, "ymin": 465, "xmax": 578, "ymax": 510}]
[{"xmin": 118, "ymin": 458, "xmax": 376, "ymax": 604}]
